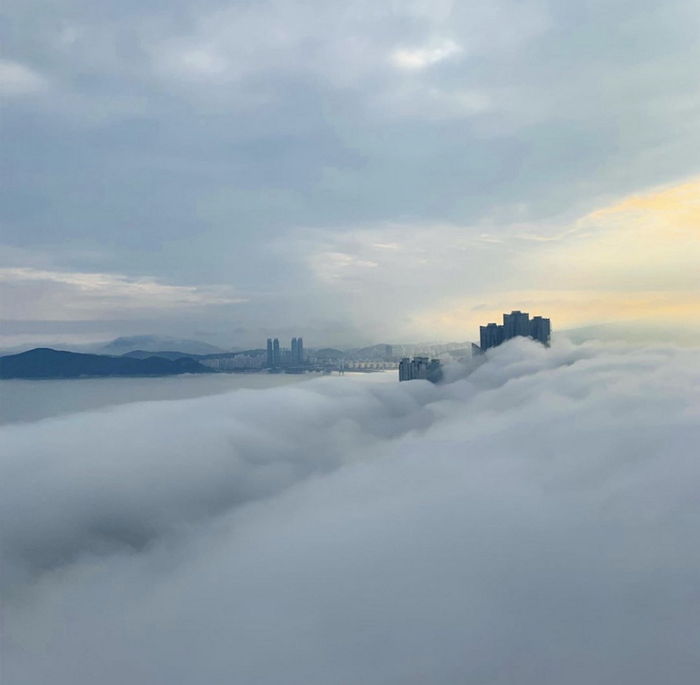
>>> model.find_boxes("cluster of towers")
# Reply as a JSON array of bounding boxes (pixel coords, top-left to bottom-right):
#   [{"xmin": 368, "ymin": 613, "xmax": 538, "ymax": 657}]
[
  {"xmin": 399, "ymin": 356, "xmax": 442, "ymax": 382},
  {"xmin": 479, "ymin": 311, "xmax": 551, "ymax": 351},
  {"xmin": 266, "ymin": 337, "xmax": 304, "ymax": 368}
]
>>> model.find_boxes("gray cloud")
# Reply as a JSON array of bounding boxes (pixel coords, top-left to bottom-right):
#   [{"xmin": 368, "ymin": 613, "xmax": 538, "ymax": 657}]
[
  {"xmin": 2, "ymin": 338, "xmax": 700, "ymax": 683},
  {"xmin": 1, "ymin": 1, "xmax": 699, "ymax": 343}
]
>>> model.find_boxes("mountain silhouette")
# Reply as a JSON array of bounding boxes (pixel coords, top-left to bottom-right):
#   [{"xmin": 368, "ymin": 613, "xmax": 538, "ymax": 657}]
[{"xmin": 0, "ymin": 348, "xmax": 214, "ymax": 379}]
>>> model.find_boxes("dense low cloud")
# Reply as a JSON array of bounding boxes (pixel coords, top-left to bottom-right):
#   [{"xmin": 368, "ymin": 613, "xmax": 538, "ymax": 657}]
[{"xmin": 2, "ymin": 338, "xmax": 700, "ymax": 684}]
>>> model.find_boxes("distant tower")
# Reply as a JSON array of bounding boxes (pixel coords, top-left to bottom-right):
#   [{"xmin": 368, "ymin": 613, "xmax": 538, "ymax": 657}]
[
  {"xmin": 480, "ymin": 323, "xmax": 504, "ymax": 351},
  {"xmin": 273, "ymin": 338, "xmax": 280, "ymax": 367},
  {"xmin": 479, "ymin": 311, "xmax": 551, "ymax": 351},
  {"xmin": 399, "ymin": 357, "xmax": 411, "ymax": 381},
  {"xmin": 399, "ymin": 356, "xmax": 442, "ymax": 383},
  {"xmin": 266, "ymin": 338, "xmax": 274, "ymax": 367},
  {"xmin": 530, "ymin": 316, "xmax": 551, "ymax": 345},
  {"xmin": 480, "ymin": 325, "xmax": 490, "ymax": 350},
  {"xmin": 503, "ymin": 311, "xmax": 530, "ymax": 340},
  {"xmin": 291, "ymin": 337, "xmax": 298, "ymax": 364},
  {"xmin": 297, "ymin": 337, "xmax": 304, "ymax": 363}
]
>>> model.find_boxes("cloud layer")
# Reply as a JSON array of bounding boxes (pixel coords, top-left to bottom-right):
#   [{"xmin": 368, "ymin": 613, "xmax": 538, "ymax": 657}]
[
  {"xmin": 3, "ymin": 338, "xmax": 700, "ymax": 684},
  {"xmin": 2, "ymin": 0, "xmax": 699, "ymax": 344},
  {"xmin": 0, "ymin": 267, "xmax": 244, "ymax": 320}
]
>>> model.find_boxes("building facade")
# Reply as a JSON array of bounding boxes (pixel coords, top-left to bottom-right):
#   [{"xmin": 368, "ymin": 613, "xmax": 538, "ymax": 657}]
[
  {"xmin": 290, "ymin": 337, "xmax": 304, "ymax": 365},
  {"xmin": 265, "ymin": 336, "xmax": 305, "ymax": 369},
  {"xmin": 266, "ymin": 338, "xmax": 274, "ymax": 367},
  {"xmin": 399, "ymin": 356, "xmax": 442, "ymax": 383},
  {"xmin": 503, "ymin": 310, "xmax": 531, "ymax": 339},
  {"xmin": 479, "ymin": 311, "xmax": 551, "ymax": 351},
  {"xmin": 529, "ymin": 316, "xmax": 551, "ymax": 345},
  {"xmin": 479, "ymin": 323, "xmax": 505, "ymax": 350}
]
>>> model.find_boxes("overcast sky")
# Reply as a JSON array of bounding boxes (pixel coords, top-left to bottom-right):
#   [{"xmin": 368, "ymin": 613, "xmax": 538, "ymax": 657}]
[{"xmin": 1, "ymin": 0, "xmax": 699, "ymax": 347}]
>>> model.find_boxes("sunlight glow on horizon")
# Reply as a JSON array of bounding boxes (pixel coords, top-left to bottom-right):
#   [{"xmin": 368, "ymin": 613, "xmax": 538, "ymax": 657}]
[{"xmin": 412, "ymin": 176, "xmax": 700, "ymax": 340}]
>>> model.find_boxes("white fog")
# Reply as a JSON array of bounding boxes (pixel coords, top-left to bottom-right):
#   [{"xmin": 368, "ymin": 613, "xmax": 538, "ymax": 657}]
[{"xmin": 2, "ymin": 338, "xmax": 699, "ymax": 684}]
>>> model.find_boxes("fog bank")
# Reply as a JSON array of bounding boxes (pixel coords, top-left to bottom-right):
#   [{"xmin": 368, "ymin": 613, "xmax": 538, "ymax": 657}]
[{"xmin": 2, "ymin": 338, "xmax": 699, "ymax": 684}]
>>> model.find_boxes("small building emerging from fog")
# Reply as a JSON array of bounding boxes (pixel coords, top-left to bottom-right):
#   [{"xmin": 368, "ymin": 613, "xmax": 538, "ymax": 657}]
[
  {"xmin": 399, "ymin": 356, "xmax": 442, "ymax": 383},
  {"xmin": 479, "ymin": 311, "xmax": 551, "ymax": 351}
]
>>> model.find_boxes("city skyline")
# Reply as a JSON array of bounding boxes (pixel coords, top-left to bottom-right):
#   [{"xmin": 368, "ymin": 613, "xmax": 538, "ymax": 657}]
[{"xmin": 3, "ymin": 2, "xmax": 700, "ymax": 681}]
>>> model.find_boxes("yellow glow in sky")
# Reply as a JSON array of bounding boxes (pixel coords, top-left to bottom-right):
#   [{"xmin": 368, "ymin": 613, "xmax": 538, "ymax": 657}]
[
  {"xmin": 415, "ymin": 177, "xmax": 700, "ymax": 340},
  {"xmin": 586, "ymin": 178, "xmax": 700, "ymax": 235}
]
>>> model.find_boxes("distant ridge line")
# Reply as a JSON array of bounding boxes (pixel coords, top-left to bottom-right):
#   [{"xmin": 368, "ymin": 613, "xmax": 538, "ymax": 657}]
[{"xmin": 0, "ymin": 348, "xmax": 214, "ymax": 379}]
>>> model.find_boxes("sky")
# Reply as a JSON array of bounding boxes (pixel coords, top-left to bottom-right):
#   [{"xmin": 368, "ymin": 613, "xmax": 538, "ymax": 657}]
[
  {"xmin": 1, "ymin": 0, "xmax": 699, "ymax": 348},
  {"xmin": 3, "ymin": 338, "xmax": 700, "ymax": 683}
]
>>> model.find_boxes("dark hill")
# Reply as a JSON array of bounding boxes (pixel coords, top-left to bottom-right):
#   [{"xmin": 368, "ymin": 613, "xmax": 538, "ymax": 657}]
[
  {"xmin": 100, "ymin": 335, "xmax": 224, "ymax": 356},
  {"xmin": 313, "ymin": 348, "xmax": 346, "ymax": 359},
  {"xmin": 122, "ymin": 350, "xmax": 198, "ymax": 361},
  {"xmin": 197, "ymin": 349, "xmax": 265, "ymax": 360},
  {"xmin": 0, "ymin": 348, "xmax": 214, "ymax": 379},
  {"xmin": 123, "ymin": 349, "xmax": 267, "ymax": 361}
]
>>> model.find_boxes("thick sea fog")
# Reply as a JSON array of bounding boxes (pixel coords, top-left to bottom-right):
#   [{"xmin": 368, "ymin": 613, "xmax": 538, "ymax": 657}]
[
  {"xmin": 2, "ymin": 339, "xmax": 699, "ymax": 685},
  {"xmin": 0, "ymin": 371, "xmax": 361, "ymax": 425}
]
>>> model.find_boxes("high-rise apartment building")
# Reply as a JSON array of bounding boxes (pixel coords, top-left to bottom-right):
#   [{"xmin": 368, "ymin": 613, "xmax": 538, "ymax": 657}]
[
  {"xmin": 399, "ymin": 356, "xmax": 442, "ymax": 383},
  {"xmin": 479, "ymin": 311, "xmax": 551, "ymax": 351},
  {"xmin": 266, "ymin": 338, "xmax": 274, "ymax": 367},
  {"xmin": 266, "ymin": 336, "xmax": 306, "ymax": 368},
  {"xmin": 503, "ymin": 310, "xmax": 531, "ymax": 338},
  {"xmin": 289, "ymin": 337, "xmax": 305, "ymax": 365},
  {"xmin": 529, "ymin": 316, "xmax": 551, "ymax": 345},
  {"xmin": 480, "ymin": 323, "xmax": 504, "ymax": 350}
]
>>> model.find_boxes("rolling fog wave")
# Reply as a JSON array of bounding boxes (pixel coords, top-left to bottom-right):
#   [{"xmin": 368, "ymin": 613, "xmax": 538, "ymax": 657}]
[{"xmin": 2, "ymin": 338, "xmax": 699, "ymax": 684}]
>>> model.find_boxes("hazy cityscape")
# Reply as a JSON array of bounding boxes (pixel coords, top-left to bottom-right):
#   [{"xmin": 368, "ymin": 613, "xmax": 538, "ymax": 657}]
[
  {"xmin": 2, "ymin": 1, "xmax": 699, "ymax": 684},
  {"xmin": 0, "ymin": 310, "xmax": 554, "ymax": 384}
]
